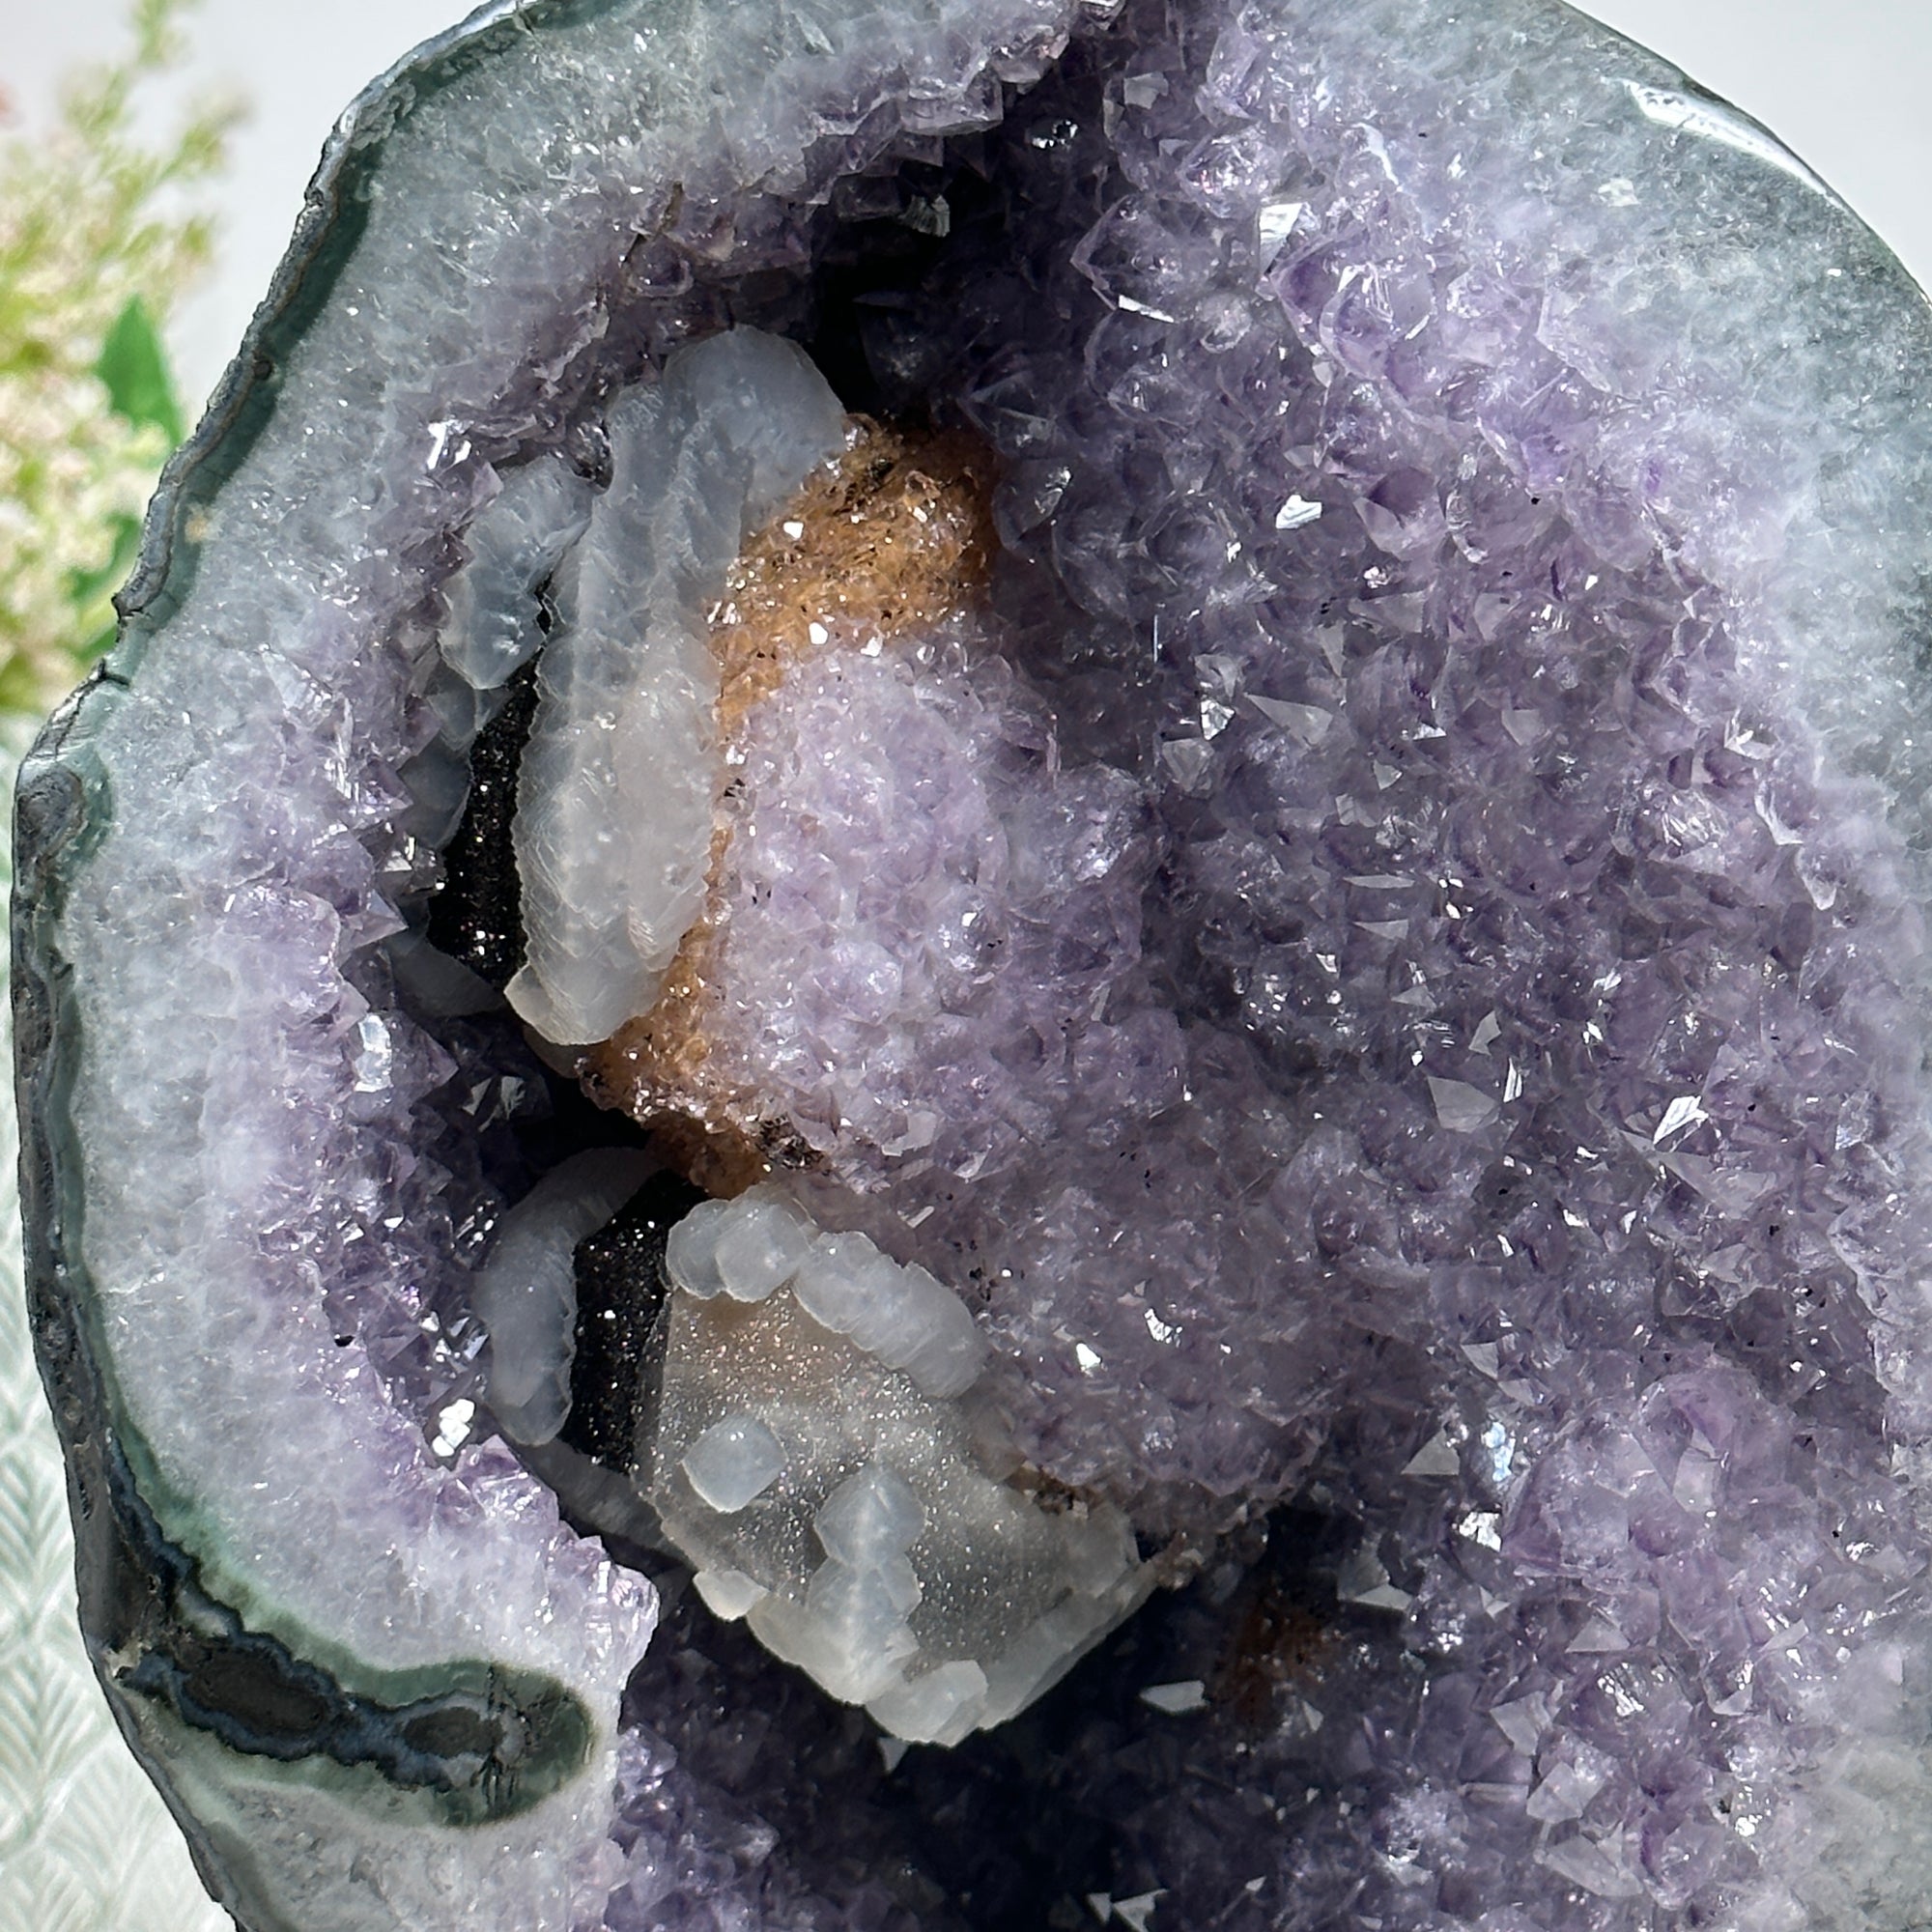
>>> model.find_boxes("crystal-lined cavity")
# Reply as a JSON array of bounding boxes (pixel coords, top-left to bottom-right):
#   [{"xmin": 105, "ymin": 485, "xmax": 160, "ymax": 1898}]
[{"xmin": 21, "ymin": 0, "xmax": 1932, "ymax": 1925}]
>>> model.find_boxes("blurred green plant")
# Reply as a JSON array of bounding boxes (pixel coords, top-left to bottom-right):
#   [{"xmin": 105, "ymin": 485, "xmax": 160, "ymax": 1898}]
[{"xmin": 0, "ymin": 0, "xmax": 231, "ymax": 716}]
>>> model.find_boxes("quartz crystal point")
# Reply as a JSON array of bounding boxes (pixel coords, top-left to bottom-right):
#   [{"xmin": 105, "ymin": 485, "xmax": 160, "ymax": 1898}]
[{"xmin": 16, "ymin": 0, "xmax": 1932, "ymax": 1927}]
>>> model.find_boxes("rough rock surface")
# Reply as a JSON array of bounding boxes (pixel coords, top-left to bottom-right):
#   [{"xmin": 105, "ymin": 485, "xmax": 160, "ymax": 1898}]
[{"xmin": 16, "ymin": 0, "xmax": 1932, "ymax": 1929}]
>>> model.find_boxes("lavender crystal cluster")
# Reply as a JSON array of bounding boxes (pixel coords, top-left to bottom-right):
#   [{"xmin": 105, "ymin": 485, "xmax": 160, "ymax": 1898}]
[{"xmin": 16, "ymin": 0, "xmax": 1932, "ymax": 1928}]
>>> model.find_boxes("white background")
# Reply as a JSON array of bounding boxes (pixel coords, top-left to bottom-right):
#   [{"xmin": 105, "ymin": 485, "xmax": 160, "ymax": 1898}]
[{"xmin": 5, "ymin": 0, "xmax": 1932, "ymax": 420}]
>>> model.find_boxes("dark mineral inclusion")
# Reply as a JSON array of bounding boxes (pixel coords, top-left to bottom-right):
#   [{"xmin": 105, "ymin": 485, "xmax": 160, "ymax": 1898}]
[{"xmin": 16, "ymin": 0, "xmax": 1932, "ymax": 1927}]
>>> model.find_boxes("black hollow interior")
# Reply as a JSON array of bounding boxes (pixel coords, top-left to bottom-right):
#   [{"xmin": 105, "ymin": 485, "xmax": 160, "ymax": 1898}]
[
  {"xmin": 559, "ymin": 1172, "xmax": 702, "ymax": 1474},
  {"xmin": 425, "ymin": 659, "xmax": 540, "ymax": 987}
]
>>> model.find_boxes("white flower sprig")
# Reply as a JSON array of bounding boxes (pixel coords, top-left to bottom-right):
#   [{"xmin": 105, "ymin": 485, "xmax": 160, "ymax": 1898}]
[{"xmin": 0, "ymin": 0, "xmax": 234, "ymax": 714}]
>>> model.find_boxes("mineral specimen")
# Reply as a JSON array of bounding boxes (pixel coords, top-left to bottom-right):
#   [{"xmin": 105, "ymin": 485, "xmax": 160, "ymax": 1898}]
[
  {"xmin": 503, "ymin": 328, "xmax": 848, "ymax": 1047},
  {"xmin": 17, "ymin": 0, "xmax": 1932, "ymax": 1928},
  {"xmin": 647, "ymin": 1186, "xmax": 1149, "ymax": 1745}
]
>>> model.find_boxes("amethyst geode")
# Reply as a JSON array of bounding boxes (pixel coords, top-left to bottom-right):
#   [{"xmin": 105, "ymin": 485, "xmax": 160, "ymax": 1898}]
[{"xmin": 17, "ymin": 0, "xmax": 1932, "ymax": 1925}]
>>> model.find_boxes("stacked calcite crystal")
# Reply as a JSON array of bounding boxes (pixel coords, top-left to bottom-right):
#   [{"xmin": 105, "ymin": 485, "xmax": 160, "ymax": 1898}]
[
  {"xmin": 653, "ymin": 1187, "xmax": 1148, "ymax": 1746},
  {"xmin": 17, "ymin": 0, "xmax": 1932, "ymax": 1928}
]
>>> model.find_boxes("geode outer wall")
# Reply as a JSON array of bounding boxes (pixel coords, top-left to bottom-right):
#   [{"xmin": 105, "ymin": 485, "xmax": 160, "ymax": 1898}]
[
  {"xmin": 10, "ymin": 3, "xmax": 1082, "ymax": 1927},
  {"xmin": 22, "ymin": 1, "xmax": 1932, "ymax": 1930}
]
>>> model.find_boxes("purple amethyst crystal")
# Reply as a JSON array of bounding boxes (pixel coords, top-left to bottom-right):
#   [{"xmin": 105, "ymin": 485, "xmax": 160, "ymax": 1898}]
[{"xmin": 16, "ymin": 0, "xmax": 1932, "ymax": 1926}]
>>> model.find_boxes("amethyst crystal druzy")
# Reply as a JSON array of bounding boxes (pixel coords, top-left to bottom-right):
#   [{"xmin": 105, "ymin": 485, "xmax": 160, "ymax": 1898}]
[{"xmin": 17, "ymin": 0, "xmax": 1932, "ymax": 1924}]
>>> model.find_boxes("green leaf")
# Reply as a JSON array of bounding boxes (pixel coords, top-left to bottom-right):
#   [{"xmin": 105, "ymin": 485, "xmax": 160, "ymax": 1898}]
[
  {"xmin": 0, "ymin": 651, "xmax": 51, "ymax": 715},
  {"xmin": 96, "ymin": 295, "xmax": 183, "ymax": 444}
]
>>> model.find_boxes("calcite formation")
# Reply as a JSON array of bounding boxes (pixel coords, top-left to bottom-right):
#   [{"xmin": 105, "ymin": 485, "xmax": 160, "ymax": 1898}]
[
  {"xmin": 588, "ymin": 357, "xmax": 1004, "ymax": 1185},
  {"xmin": 16, "ymin": 0, "xmax": 1932, "ymax": 1929},
  {"xmin": 651, "ymin": 1187, "xmax": 1149, "ymax": 1746}
]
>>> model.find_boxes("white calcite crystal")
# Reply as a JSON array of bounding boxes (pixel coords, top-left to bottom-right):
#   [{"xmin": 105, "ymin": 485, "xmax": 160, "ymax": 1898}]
[
  {"xmin": 681, "ymin": 1412, "xmax": 788, "ymax": 1512},
  {"xmin": 506, "ymin": 329, "xmax": 846, "ymax": 1045},
  {"xmin": 650, "ymin": 1188, "xmax": 1151, "ymax": 1745},
  {"xmin": 666, "ymin": 1187, "xmax": 817, "ymax": 1304},
  {"xmin": 440, "ymin": 451, "xmax": 594, "ymax": 696},
  {"xmin": 473, "ymin": 1147, "xmax": 652, "ymax": 1444}
]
